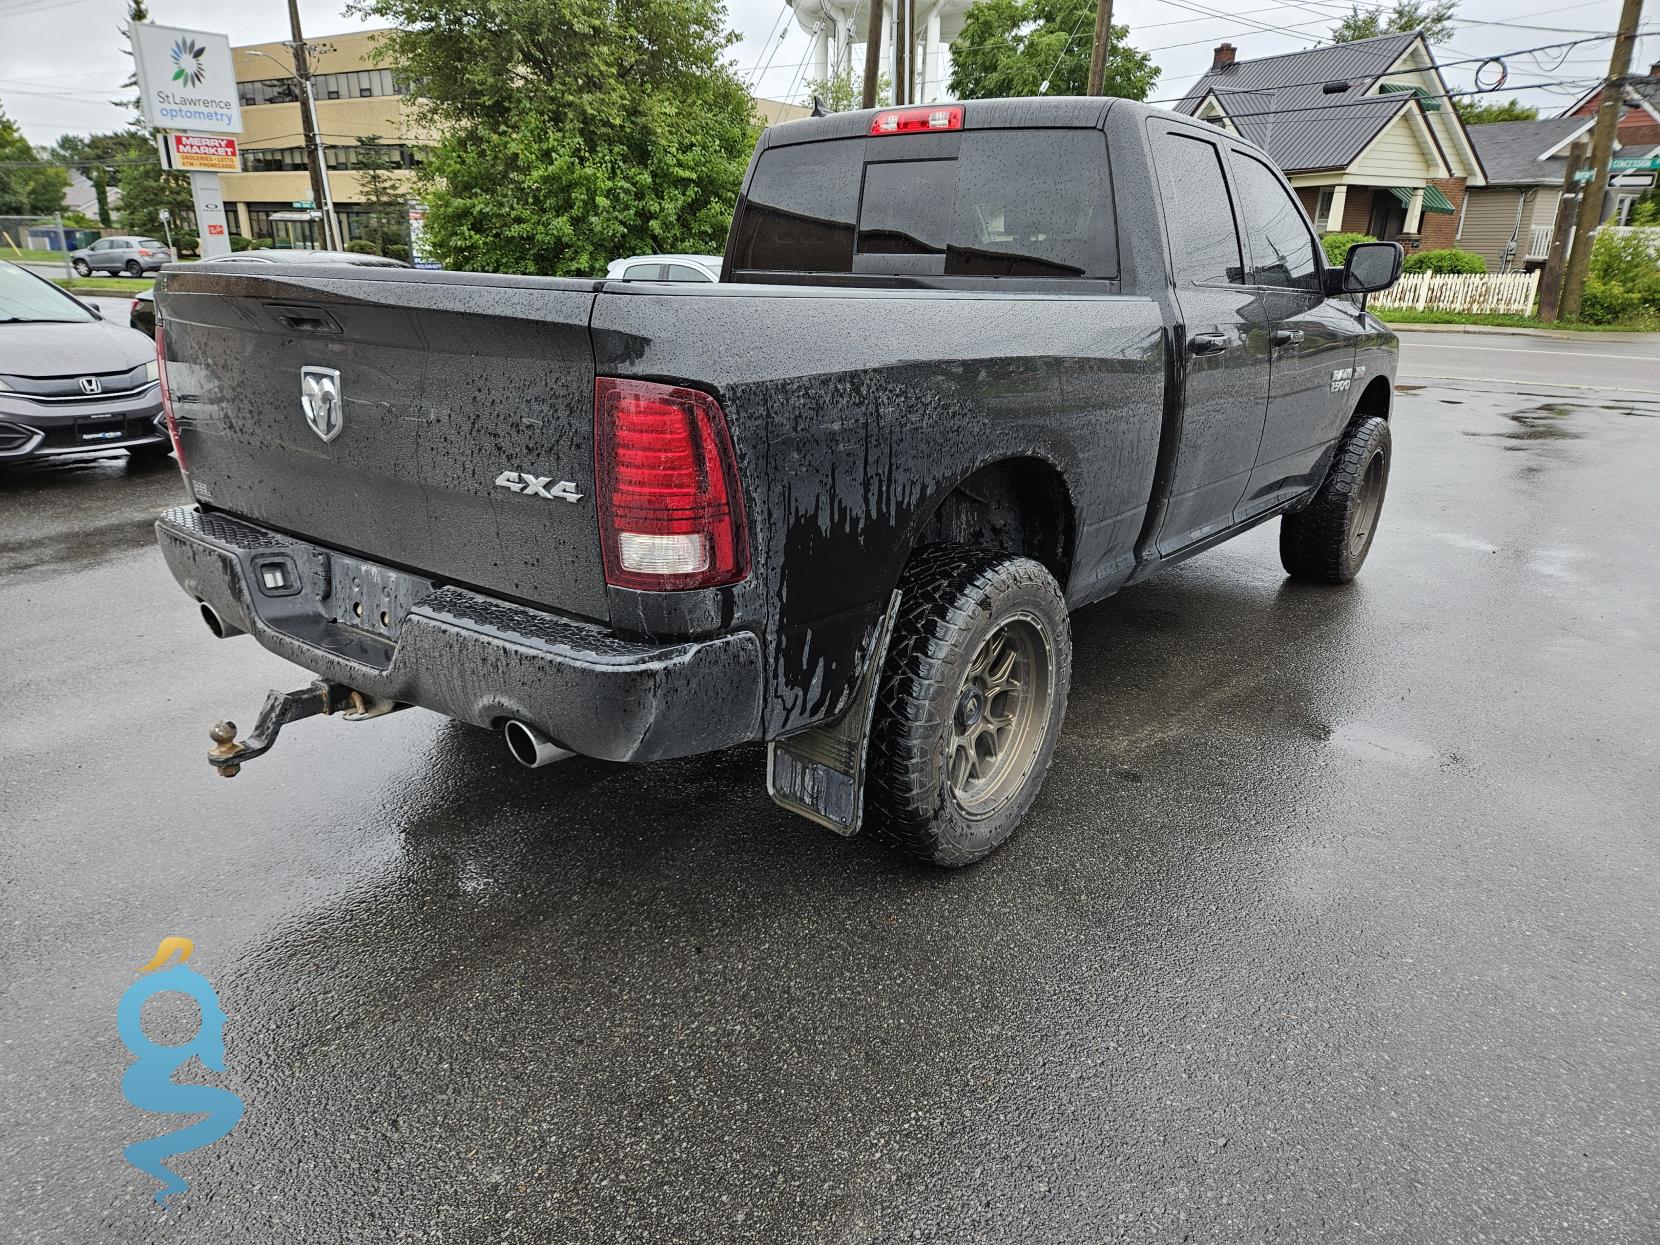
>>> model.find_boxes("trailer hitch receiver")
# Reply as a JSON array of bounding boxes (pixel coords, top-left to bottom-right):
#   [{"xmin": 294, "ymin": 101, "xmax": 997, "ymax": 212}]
[{"xmin": 208, "ymin": 680, "xmax": 402, "ymax": 777}]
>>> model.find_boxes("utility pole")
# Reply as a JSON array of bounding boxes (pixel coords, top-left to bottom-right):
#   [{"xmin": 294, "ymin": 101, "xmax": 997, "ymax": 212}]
[
  {"xmin": 894, "ymin": 0, "xmax": 909, "ymax": 105},
  {"xmin": 1557, "ymin": 0, "xmax": 1643, "ymax": 321},
  {"xmin": 1087, "ymin": 0, "xmax": 1114, "ymax": 95},
  {"xmin": 1538, "ymin": 141, "xmax": 1589, "ymax": 323},
  {"xmin": 287, "ymin": 0, "xmax": 337, "ymax": 249},
  {"xmin": 861, "ymin": 0, "xmax": 883, "ymax": 109}
]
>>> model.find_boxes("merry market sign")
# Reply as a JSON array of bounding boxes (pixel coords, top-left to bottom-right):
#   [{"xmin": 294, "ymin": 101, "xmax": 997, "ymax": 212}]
[
  {"xmin": 170, "ymin": 134, "xmax": 239, "ymax": 172},
  {"xmin": 132, "ymin": 23, "xmax": 243, "ymax": 136}
]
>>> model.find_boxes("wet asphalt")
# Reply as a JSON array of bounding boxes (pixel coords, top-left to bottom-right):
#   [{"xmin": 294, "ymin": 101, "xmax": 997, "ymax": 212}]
[{"xmin": 2, "ymin": 334, "xmax": 1657, "ymax": 1243}]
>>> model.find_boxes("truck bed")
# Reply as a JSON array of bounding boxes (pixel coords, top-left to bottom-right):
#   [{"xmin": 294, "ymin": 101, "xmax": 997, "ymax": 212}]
[{"xmin": 160, "ymin": 263, "xmax": 1167, "ymax": 737}]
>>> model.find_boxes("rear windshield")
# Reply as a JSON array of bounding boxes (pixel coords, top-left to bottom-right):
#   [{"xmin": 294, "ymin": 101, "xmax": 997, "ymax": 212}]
[
  {"xmin": 731, "ymin": 129, "xmax": 1115, "ymax": 280},
  {"xmin": 138, "ymin": 239, "xmax": 167, "ymax": 248}
]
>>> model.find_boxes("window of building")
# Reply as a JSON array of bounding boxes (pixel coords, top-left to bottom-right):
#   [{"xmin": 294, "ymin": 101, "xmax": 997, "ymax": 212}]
[
  {"xmin": 1152, "ymin": 130, "xmax": 1245, "ymax": 286},
  {"xmin": 1227, "ymin": 151, "xmax": 1321, "ymax": 291},
  {"xmin": 238, "ymin": 68, "xmax": 405, "ymax": 107},
  {"xmin": 242, "ymin": 144, "xmax": 423, "ymax": 173},
  {"xmin": 1315, "ymin": 188, "xmax": 1334, "ymax": 231},
  {"xmin": 243, "ymin": 203, "xmax": 293, "ymax": 241}
]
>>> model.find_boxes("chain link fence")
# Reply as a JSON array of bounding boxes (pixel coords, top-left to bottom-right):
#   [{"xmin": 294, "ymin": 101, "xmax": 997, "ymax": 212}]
[{"xmin": 0, "ymin": 214, "xmax": 96, "ymax": 277}]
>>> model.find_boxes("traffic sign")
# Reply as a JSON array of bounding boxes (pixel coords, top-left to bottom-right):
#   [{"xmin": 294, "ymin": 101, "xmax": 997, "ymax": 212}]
[{"xmin": 1574, "ymin": 156, "xmax": 1660, "ymax": 181}]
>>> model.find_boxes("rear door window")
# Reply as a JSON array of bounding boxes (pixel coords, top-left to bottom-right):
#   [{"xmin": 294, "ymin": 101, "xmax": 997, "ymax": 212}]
[
  {"xmin": 664, "ymin": 263, "xmax": 712, "ymax": 281},
  {"xmin": 733, "ymin": 129, "xmax": 1115, "ymax": 280},
  {"xmin": 623, "ymin": 263, "xmax": 665, "ymax": 281},
  {"xmin": 1151, "ymin": 130, "xmax": 1246, "ymax": 286}
]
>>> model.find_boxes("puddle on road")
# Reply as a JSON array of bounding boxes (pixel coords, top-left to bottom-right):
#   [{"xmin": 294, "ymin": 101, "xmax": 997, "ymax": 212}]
[{"xmin": 1463, "ymin": 401, "xmax": 1585, "ymax": 444}]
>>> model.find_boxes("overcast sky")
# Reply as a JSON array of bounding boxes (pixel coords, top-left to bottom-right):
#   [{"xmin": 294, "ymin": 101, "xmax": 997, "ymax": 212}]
[{"xmin": 2, "ymin": 0, "xmax": 1654, "ymax": 146}]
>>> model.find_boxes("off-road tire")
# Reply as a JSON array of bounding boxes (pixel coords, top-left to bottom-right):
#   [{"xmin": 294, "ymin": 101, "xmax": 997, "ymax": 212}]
[
  {"xmin": 124, "ymin": 260, "xmax": 142, "ymax": 277},
  {"xmin": 865, "ymin": 544, "xmax": 1072, "ymax": 867},
  {"xmin": 1280, "ymin": 415, "xmax": 1391, "ymax": 584},
  {"xmin": 72, "ymin": 259, "xmax": 91, "ymax": 276}
]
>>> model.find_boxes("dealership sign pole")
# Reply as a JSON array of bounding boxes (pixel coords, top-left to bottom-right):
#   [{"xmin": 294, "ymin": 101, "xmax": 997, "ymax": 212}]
[{"xmin": 131, "ymin": 24, "xmax": 243, "ymax": 260}]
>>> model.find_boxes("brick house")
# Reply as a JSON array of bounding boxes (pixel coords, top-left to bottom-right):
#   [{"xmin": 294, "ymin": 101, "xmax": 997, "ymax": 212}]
[
  {"xmin": 1173, "ymin": 32, "xmax": 1486, "ymax": 251},
  {"xmin": 1558, "ymin": 61, "xmax": 1660, "ymax": 151}
]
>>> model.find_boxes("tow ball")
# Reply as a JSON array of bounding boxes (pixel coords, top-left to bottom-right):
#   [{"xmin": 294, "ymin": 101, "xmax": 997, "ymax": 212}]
[{"xmin": 208, "ymin": 680, "xmax": 404, "ymax": 777}]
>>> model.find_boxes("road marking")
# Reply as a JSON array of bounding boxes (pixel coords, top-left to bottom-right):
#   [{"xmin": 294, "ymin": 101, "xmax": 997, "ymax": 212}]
[
  {"xmin": 1402, "ymin": 341, "xmax": 1659, "ymax": 363},
  {"xmin": 1400, "ymin": 372, "xmax": 1660, "ymax": 396}
]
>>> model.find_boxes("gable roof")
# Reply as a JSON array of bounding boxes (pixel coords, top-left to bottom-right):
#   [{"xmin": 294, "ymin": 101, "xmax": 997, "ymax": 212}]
[
  {"xmin": 1175, "ymin": 31, "xmax": 1441, "ymax": 173},
  {"xmin": 1468, "ymin": 117, "xmax": 1596, "ymax": 184},
  {"xmin": 1557, "ymin": 69, "xmax": 1660, "ymax": 124}
]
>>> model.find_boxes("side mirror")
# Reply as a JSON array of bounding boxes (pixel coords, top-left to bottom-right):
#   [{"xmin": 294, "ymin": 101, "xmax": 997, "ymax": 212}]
[{"xmin": 1341, "ymin": 241, "xmax": 1403, "ymax": 294}]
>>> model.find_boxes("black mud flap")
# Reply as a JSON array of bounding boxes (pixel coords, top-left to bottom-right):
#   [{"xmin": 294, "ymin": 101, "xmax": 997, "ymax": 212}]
[{"xmin": 766, "ymin": 592, "xmax": 900, "ymax": 837}]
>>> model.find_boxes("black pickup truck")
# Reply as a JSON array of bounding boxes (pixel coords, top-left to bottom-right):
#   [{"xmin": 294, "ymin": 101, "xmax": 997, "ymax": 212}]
[{"xmin": 153, "ymin": 98, "xmax": 1403, "ymax": 866}]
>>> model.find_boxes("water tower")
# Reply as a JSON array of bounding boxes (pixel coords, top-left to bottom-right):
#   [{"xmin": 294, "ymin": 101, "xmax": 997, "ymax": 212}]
[{"xmin": 787, "ymin": 0, "xmax": 972, "ymax": 104}]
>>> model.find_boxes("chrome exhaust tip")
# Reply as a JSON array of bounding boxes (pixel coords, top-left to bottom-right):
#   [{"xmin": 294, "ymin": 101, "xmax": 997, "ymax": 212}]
[
  {"xmin": 199, "ymin": 601, "xmax": 245, "ymax": 639},
  {"xmin": 504, "ymin": 719, "xmax": 574, "ymax": 769}
]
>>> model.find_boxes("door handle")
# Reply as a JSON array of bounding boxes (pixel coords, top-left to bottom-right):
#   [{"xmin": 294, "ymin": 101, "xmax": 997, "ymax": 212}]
[
  {"xmin": 1189, "ymin": 332, "xmax": 1230, "ymax": 355},
  {"xmin": 1271, "ymin": 328, "xmax": 1305, "ymax": 347}
]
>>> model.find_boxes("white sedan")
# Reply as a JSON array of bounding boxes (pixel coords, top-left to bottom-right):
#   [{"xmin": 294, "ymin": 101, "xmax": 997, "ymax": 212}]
[{"xmin": 605, "ymin": 254, "xmax": 723, "ymax": 283}]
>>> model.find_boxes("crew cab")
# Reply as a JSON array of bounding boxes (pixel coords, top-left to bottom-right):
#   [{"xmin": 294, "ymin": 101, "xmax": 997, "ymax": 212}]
[{"xmin": 153, "ymin": 98, "xmax": 1403, "ymax": 866}]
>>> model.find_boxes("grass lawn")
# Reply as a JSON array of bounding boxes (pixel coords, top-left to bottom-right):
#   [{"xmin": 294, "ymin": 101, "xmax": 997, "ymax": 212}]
[
  {"xmin": 1378, "ymin": 307, "xmax": 1660, "ymax": 333},
  {"xmin": 0, "ymin": 244, "xmax": 68, "ymax": 262},
  {"xmin": 52, "ymin": 276, "xmax": 154, "ymax": 295}
]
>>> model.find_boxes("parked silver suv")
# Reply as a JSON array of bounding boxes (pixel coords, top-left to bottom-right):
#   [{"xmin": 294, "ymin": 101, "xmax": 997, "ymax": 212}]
[{"xmin": 69, "ymin": 236, "xmax": 173, "ymax": 278}]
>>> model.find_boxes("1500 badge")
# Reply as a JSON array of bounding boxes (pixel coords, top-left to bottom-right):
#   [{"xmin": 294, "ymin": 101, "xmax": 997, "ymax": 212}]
[{"xmin": 496, "ymin": 471, "xmax": 584, "ymax": 502}]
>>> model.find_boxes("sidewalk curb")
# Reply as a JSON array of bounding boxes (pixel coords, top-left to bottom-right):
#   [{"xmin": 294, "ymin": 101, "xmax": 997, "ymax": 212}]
[{"xmin": 1385, "ymin": 322, "xmax": 1660, "ymax": 343}]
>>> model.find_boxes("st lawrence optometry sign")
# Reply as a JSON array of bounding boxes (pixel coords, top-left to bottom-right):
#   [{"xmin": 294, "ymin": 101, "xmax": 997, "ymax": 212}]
[{"xmin": 131, "ymin": 24, "xmax": 243, "ymax": 135}]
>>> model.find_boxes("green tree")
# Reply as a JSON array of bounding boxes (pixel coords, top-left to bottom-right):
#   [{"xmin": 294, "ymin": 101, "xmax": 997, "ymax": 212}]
[
  {"xmin": 949, "ymin": 0, "xmax": 1157, "ymax": 100},
  {"xmin": 348, "ymin": 0, "xmax": 760, "ymax": 276},
  {"xmin": 1453, "ymin": 97, "xmax": 1538, "ymax": 125},
  {"xmin": 352, "ymin": 135, "xmax": 413, "ymax": 253},
  {"xmin": 50, "ymin": 130, "xmax": 148, "ymax": 225},
  {"xmin": 0, "ymin": 107, "xmax": 69, "ymax": 216},
  {"xmin": 801, "ymin": 68, "xmax": 890, "ymax": 113},
  {"xmin": 1329, "ymin": 0, "xmax": 1457, "ymax": 45},
  {"xmin": 115, "ymin": 160, "xmax": 193, "ymax": 237}
]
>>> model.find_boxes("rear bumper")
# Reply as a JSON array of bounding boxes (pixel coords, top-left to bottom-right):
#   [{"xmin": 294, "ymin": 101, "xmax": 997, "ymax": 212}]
[{"xmin": 155, "ymin": 506, "xmax": 765, "ymax": 763}]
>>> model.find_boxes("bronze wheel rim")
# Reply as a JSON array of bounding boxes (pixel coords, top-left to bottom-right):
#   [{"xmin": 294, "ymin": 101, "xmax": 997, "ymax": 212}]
[
  {"xmin": 1349, "ymin": 450, "xmax": 1387, "ymax": 560},
  {"xmin": 948, "ymin": 612, "xmax": 1053, "ymax": 819}
]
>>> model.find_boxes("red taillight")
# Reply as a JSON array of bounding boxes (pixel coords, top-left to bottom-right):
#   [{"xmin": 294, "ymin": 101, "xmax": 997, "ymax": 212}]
[
  {"xmin": 155, "ymin": 321, "xmax": 186, "ymax": 472},
  {"xmin": 137, "ymin": 248, "xmax": 153, "ymax": 256},
  {"xmin": 870, "ymin": 105, "xmax": 963, "ymax": 135},
  {"xmin": 594, "ymin": 378, "xmax": 748, "ymax": 591},
  {"xmin": 130, "ymin": 297, "xmax": 141, "ymax": 317}
]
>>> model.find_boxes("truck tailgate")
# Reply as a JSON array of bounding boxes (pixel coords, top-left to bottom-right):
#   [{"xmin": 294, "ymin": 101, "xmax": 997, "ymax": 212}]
[{"xmin": 160, "ymin": 267, "xmax": 609, "ymax": 622}]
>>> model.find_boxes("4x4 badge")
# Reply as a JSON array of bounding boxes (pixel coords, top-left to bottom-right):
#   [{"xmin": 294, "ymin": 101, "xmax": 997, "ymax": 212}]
[{"xmin": 496, "ymin": 470, "xmax": 583, "ymax": 502}]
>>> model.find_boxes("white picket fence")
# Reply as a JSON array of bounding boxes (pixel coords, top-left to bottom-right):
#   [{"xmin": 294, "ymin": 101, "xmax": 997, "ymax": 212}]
[{"xmin": 1370, "ymin": 270, "xmax": 1541, "ymax": 315}]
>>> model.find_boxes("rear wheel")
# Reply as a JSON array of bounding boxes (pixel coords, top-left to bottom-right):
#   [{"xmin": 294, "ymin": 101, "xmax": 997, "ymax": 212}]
[
  {"xmin": 865, "ymin": 545, "xmax": 1071, "ymax": 867},
  {"xmin": 1280, "ymin": 416, "xmax": 1391, "ymax": 584},
  {"xmin": 124, "ymin": 260, "xmax": 142, "ymax": 277}
]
